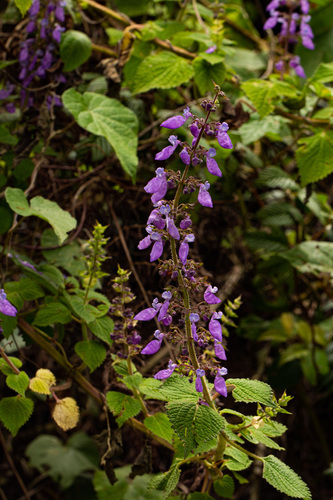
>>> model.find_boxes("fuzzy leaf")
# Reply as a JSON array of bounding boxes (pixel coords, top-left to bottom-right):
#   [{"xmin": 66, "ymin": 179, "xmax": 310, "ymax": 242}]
[
  {"xmin": 6, "ymin": 371, "xmax": 29, "ymax": 397},
  {"xmin": 227, "ymin": 378, "xmax": 277, "ymax": 407},
  {"xmin": 75, "ymin": 340, "xmax": 106, "ymax": 373},
  {"xmin": 280, "ymin": 241, "xmax": 333, "ymax": 277},
  {"xmin": 144, "ymin": 412, "xmax": 174, "ymax": 443},
  {"xmin": 88, "ymin": 315, "xmax": 114, "ymax": 345},
  {"xmin": 0, "ymin": 396, "xmax": 34, "ymax": 436},
  {"xmin": 213, "ymin": 475, "xmax": 235, "ymax": 499},
  {"xmin": 167, "ymin": 401, "xmax": 225, "ymax": 458},
  {"xmin": 33, "ymin": 302, "xmax": 72, "ymax": 326},
  {"xmin": 5, "ymin": 188, "xmax": 76, "ymax": 244},
  {"xmin": 18, "ymin": 277, "xmax": 45, "ymax": 301},
  {"xmin": 224, "ymin": 446, "xmax": 252, "ymax": 471},
  {"xmin": 0, "ymin": 356, "xmax": 22, "ymax": 375},
  {"xmin": 106, "ymin": 391, "xmax": 142, "ymax": 427},
  {"xmin": 14, "ymin": 0, "xmax": 32, "ymax": 15},
  {"xmin": 129, "ymin": 51, "xmax": 194, "ymax": 94},
  {"xmin": 29, "ymin": 368, "xmax": 56, "ymax": 395},
  {"xmin": 52, "ymin": 397, "xmax": 80, "ymax": 431},
  {"xmin": 148, "ymin": 464, "xmax": 181, "ymax": 498},
  {"xmin": 263, "ymin": 455, "xmax": 311, "ymax": 499},
  {"xmin": 60, "ymin": 30, "xmax": 92, "ymax": 71},
  {"xmin": 193, "ymin": 56, "xmax": 226, "ymax": 94},
  {"xmin": 296, "ymin": 131, "xmax": 333, "ymax": 186},
  {"xmin": 157, "ymin": 375, "xmax": 199, "ymax": 402},
  {"xmin": 62, "ymin": 89, "xmax": 138, "ymax": 179}
]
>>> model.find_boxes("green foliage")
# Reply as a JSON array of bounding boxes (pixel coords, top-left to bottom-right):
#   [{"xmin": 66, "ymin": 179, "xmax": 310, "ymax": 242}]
[
  {"xmin": 5, "ymin": 188, "xmax": 77, "ymax": 244},
  {"xmin": 33, "ymin": 302, "xmax": 72, "ymax": 326},
  {"xmin": 129, "ymin": 51, "xmax": 194, "ymax": 94},
  {"xmin": 62, "ymin": 89, "xmax": 139, "ymax": 179},
  {"xmin": 262, "ymin": 455, "xmax": 312, "ymax": 499},
  {"xmin": 75, "ymin": 340, "xmax": 107, "ymax": 372},
  {"xmin": 60, "ymin": 30, "xmax": 92, "ymax": 72},
  {"xmin": 26, "ymin": 433, "xmax": 99, "ymax": 489},
  {"xmin": 213, "ymin": 475, "xmax": 235, "ymax": 499},
  {"xmin": 106, "ymin": 391, "xmax": 142, "ymax": 427},
  {"xmin": 0, "ymin": 396, "xmax": 34, "ymax": 436},
  {"xmin": 148, "ymin": 463, "xmax": 181, "ymax": 499},
  {"xmin": 144, "ymin": 412, "xmax": 174, "ymax": 443},
  {"xmin": 227, "ymin": 378, "xmax": 277, "ymax": 407},
  {"xmin": 14, "ymin": 0, "xmax": 32, "ymax": 15},
  {"xmin": 296, "ymin": 130, "xmax": 333, "ymax": 186},
  {"xmin": 167, "ymin": 401, "xmax": 225, "ymax": 457},
  {"xmin": 6, "ymin": 371, "xmax": 29, "ymax": 397}
]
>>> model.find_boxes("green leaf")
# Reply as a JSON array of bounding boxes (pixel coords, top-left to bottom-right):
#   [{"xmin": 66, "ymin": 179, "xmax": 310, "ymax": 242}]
[
  {"xmin": 148, "ymin": 464, "xmax": 181, "ymax": 498},
  {"xmin": 0, "ymin": 396, "xmax": 34, "ymax": 436},
  {"xmin": 157, "ymin": 375, "xmax": 199, "ymax": 402},
  {"xmin": 0, "ymin": 356, "xmax": 22, "ymax": 375},
  {"xmin": 193, "ymin": 56, "xmax": 226, "ymax": 94},
  {"xmin": 75, "ymin": 340, "xmax": 106, "ymax": 373},
  {"xmin": 14, "ymin": 0, "xmax": 32, "ymax": 16},
  {"xmin": 296, "ymin": 130, "xmax": 333, "ymax": 186},
  {"xmin": 62, "ymin": 89, "xmax": 138, "ymax": 179},
  {"xmin": 64, "ymin": 293, "xmax": 98, "ymax": 323},
  {"xmin": 227, "ymin": 378, "xmax": 277, "ymax": 407},
  {"xmin": 213, "ymin": 475, "xmax": 235, "ymax": 499},
  {"xmin": 224, "ymin": 446, "xmax": 252, "ymax": 472},
  {"xmin": 311, "ymin": 62, "xmax": 333, "ymax": 83},
  {"xmin": 0, "ymin": 125, "xmax": 18, "ymax": 145},
  {"xmin": 262, "ymin": 455, "xmax": 311, "ymax": 499},
  {"xmin": 18, "ymin": 277, "xmax": 45, "ymax": 301},
  {"xmin": 5, "ymin": 188, "xmax": 76, "ymax": 244},
  {"xmin": 6, "ymin": 371, "xmax": 30, "ymax": 397},
  {"xmin": 60, "ymin": 30, "xmax": 92, "ymax": 71},
  {"xmin": 139, "ymin": 378, "xmax": 167, "ymax": 401},
  {"xmin": 256, "ymin": 166, "xmax": 299, "ymax": 191},
  {"xmin": 257, "ymin": 203, "xmax": 302, "ymax": 227},
  {"xmin": 167, "ymin": 402, "xmax": 225, "ymax": 457},
  {"xmin": 122, "ymin": 372, "xmax": 143, "ymax": 391},
  {"xmin": 26, "ymin": 433, "xmax": 99, "ymax": 490},
  {"xmin": 188, "ymin": 494, "xmax": 214, "ymax": 500},
  {"xmin": 242, "ymin": 80, "xmax": 278, "ymax": 118},
  {"xmin": 88, "ymin": 315, "xmax": 114, "ymax": 345},
  {"xmin": 33, "ymin": 302, "xmax": 72, "ymax": 326},
  {"xmin": 106, "ymin": 391, "xmax": 142, "ymax": 427},
  {"xmin": 144, "ymin": 412, "xmax": 174, "ymax": 443},
  {"xmin": 129, "ymin": 51, "xmax": 194, "ymax": 94},
  {"xmin": 279, "ymin": 241, "xmax": 333, "ymax": 277},
  {"xmin": 239, "ymin": 116, "xmax": 291, "ymax": 146}
]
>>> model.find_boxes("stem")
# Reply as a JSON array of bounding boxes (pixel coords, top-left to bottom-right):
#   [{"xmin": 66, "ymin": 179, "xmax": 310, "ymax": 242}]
[
  {"xmin": 0, "ymin": 349, "xmax": 21, "ymax": 375},
  {"xmin": 222, "ymin": 432, "xmax": 263, "ymax": 462}
]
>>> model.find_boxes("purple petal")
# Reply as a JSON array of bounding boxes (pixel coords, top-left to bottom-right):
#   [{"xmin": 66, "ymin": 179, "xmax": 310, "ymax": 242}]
[
  {"xmin": 179, "ymin": 241, "xmax": 189, "ymax": 265},
  {"xmin": 154, "ymin": 361, "xmax": 177, "ymax": 380},
  {"xmin": 301, "ymin": 36, "xmax": 314, "ymax": 50},
  {"xmin": 217, "ymin": 131, "xmax": 233, "ymax": 149},
  {"xmin": 204, "ymin": 286, "xmax": 221, "ymax": 305},
  {"xmin": 214, "ymin": 375, "xmax": 227, "ymax": 397},
  {"xmin": 161, "ymin": 115, "xmax": 186, "ymax": 129},
  {"xmin": 191, "ymin": 321, "xmax": 198, "ymax": 341},
  {"xmin": 180, "ymin": 216, "xmax": 192, "ymax": 229},
  {"xmin": 158, "ymin": 299, "xmax": 169, "ymax": 321},
  {"xmin": 138, "ymin": 235, "xmax": 152, "ymax": 250},
  {"xmin": 0, "ymin": 300, "xmax": 17, "ymax": 317},
  {"xmin": 150, "ymin": 240, "xmax": 164, "ymax": 262},
  {"xmin": 214, "ymin": 342, "xmax": 227, "ymax": 360},
  {"xmin": 206, "ymin": 156, "xmax": 222, "ymax": 177},
  {"xmin": 198, "ymin": 183, "xmax": 213, "ymax": 208},
  {"xmin": 180, "ymin": 147, "xmax": 191, "ymax": 165},
  {"xmin": 209, "ymin": 316, "xmax": 222, "ymax": 342},
  {"xmin": 134, "ymin": 307, "xmax": 158, "ymax": 321},
  {"xmin": 263, "ymin": 16, "xmax": 278, "ymax": 30},
  {"xmin": 151, "ymin": 180, "xmax": 168, "ymax": 203},
  {"xmin": 205, "ymin": 45, "xmax": 217, "ymax": 54},
  {"xmin": 162, "ymin": 314, "xmax": 172, "ymax": 326},
  {"xmin": 144, "ymin": 176, "xmax": 164, "ymax": 194},
  {"xmin": 167, "ymin": 218, "xmax": 180, "ymax": 240},
  {"xmin": 141, "ymin": 338, "xmax": 163, "ymax": 355},
  {"xmin": 195, "ymin": 377, "xmax": 203, "ymax": 392}
]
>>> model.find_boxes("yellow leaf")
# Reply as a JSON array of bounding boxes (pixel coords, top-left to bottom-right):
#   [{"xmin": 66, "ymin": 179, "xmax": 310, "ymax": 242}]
[
  {"xmin": 29, "ymin": 368, "xmax": 56, "ymax": 395},
  {"xmin": 52, "ymin": 397, "xmax": 80, "ymax": 431}
]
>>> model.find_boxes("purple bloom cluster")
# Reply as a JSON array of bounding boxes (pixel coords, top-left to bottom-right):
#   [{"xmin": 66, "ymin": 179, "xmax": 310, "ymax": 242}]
[
  {"xmin": 0, "ymin": 0, "xmax": 66, "ymax": 112},
  {"xmin": 264, "ymin": 0, "xmax": 314, "ymax": 78},
  {"xmin": 0, "ymin": 289, "xmax": 17, "ymax": 317},
  {"xmin": 135, "ymin": 94, "xmax": 231, "ymax": 397}
]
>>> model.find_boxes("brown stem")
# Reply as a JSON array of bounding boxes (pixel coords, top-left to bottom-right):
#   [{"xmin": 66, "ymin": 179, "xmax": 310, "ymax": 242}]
[{"xmin": 0, "ymin": 428, "xmax": 31, "ymax": 500}]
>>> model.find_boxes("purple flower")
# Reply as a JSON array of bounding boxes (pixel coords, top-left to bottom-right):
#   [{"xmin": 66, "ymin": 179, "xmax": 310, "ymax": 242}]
[
  {"xmin": 266, "ymin": 0, "xmax": 282, "ymax": 10},
  {"xmin": 275, "ymin": 60, "xmax": 284, "ymax": 72},
  {"xmin": 0, "ymin": 84, "xmax": 14, "ymax": 100},
  {"xmin": 141, "ymin": 330, "xmax": 164, "ymax": 355},
  {"xmin": 209, "ymin": 312, "xmax": 223, "ymax": 342},
  {"xmin": 52, "ymin": 25, "xmax": 65, "ymax": 43},
  {"xmin": 29, "ymin": 0, "xmax": 40, "ymax": 16},
  {"xmin": 0, "ymin": 289, "xmax": 17, "ymax": 317},
  {"xmin": 158, "ymin": 291, "xmax": 172, "ymax": 321},
  {"xmin": 134, "ymin": 297, "xmax": 161, "ymax": 321},
  {"xmin": 150, "ymin": 236, "xmax": 164, "ymax": 262},
  {"xmin": 217, "ymin": 123, "xmax": 233, "ymax": 150},
  {"xmin": 147, "ymin": 208, "xmax": 165, "ymax": 230},
  {"xmin": 180, "ymin": 147, "xmax": 191, "ymax": 165},
  {"xmin": 144, "ymin": 167, "xmax": 168, "ymax": 203},
  {"xmin": 128, "ymin": 331, "xmax": 142, "ymax": 345},
  {"xmin": 190, "ymin": 121, "xmax": 200, "ymax": 138},
  {"xmin": 166, "ymin": 215, "xmax": 180, "ymax": 240},
  {"xmin": 301, "ymin": 35, "xmax": 314, "ymax": 50},
  {"xmin": 204, "ymin": 285, "xmax": 221, "ymax": 305},
  {"xmin": 205, "ymin": 45, "xmax": 217, "ymax": 54},
  {"xmin": 162, "ymin": 314, "xmax": 172, "ymax": 326},
  {"xmin": 214, "ymin": 341, "xmax": 227, "ymax": 360},
  {"xmin": 160, "ymin": 107, "xmax": 192, "ymax": 129},
  {"xmin": 263, "ymin": 12, "xmax": 279, "ymax": 30},
  {"xmin": 55, "ymin": 1, "xmax": 66, "ymax": 22},
  {"xmin": 300, "ymin": 0, "xmax": 310, "ymax": 14},
  {"xmin": 180, "ymin": 216, "xmax": 192, "ymax": 229},
  {"xmin": 155, "ymin": 135, "xmax": 181, "ymax": 161},
  {"xmin": 206, "ymin": 148, "xmax": 222, "ymax": 177},
  {"xmin": 289, "ymin": 56, "xmax": 306, "ymax": 78},
  {"xmin": 195, "ymin": 368, "xmax": 205, "ymax": 392},
  {"xmin": 190, "ymin": 312, "xmax": 200, "ymax": 341},
  {"xmin": 154, "ymin": 359, "xmax": 177, "ymax": 380},
  {"xmin": 214, "ymin": 367, "xmax": 228, "ymax": 397},
  {"xmin": 198, "ymin": 182, "xmax": 213, "ymax": 208},
  {"xmin": 179, "ymin": 233, "xmax": 195, "ymax": 265}
]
